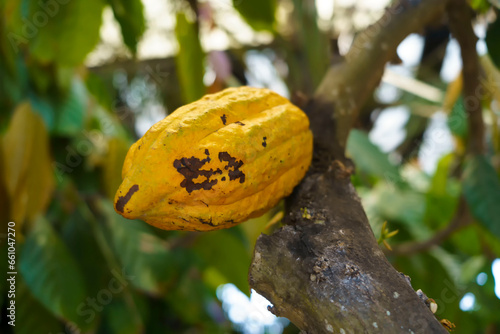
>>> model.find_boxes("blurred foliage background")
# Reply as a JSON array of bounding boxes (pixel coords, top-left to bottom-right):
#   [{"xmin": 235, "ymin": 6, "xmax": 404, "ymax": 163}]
[{"xmin": 1, "ymin": 0, "xmax": 500, "ymax": 333}]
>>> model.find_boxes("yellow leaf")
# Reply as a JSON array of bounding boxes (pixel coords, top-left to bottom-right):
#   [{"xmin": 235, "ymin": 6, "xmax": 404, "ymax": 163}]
[
  {"xmin": 102, "ymin": 137, "xmax": 130, "ymax": 200},
  {"xmin": 442, "ymin": 73, "xmax": 462, "ymax": 112},
  {"xmin": 2, "ymin": 102, "xmax": 54, "ymax": 227},
  {"xmin": 385, "ymin": 229, "xmax": 399, "ymax": 239}
]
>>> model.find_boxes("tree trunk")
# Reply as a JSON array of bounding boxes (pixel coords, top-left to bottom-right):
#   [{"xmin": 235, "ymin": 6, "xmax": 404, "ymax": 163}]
[{"xmin": 248, "ymin": 0, "xmax": 470, "ymax": 332}]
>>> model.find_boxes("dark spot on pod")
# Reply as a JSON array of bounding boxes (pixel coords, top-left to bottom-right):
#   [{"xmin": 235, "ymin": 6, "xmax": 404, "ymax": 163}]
[
  {"xmin": 204, "ymin": 149, "xmax": 211, "ymax": 162},
  {"xmin": 221, "ymin": 114, "xmax": 227, "ymax": 125},
  {"xmin": 199, "ymin": 217, "xmax": 216, "ymax": 226},
  {"xmin": 115, "ymin": 184, "xmax": 139, "ymax": 213},
  {"xmin": 173, "ymin": 154, "xmax": 222, "ymax": 193},
  {"xmin": 221, "ymin": 176, "xmax": 226, "ymax": 181},
  {"xmin": 235, "ymin": 121, "xmax": 245, "ymax": 126},
  {"xmin": 262, "ymin": 137, "xmax": 267, "ymax": 147},
  {"xmin": 138, "ymin": 145, "xmax": 141, "ymax": 150},
  {"xmin": 218, "ymin": 152, "xmax": 245, "ymax": 183}
]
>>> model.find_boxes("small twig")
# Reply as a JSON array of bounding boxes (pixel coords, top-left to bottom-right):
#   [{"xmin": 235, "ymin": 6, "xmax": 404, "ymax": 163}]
[
  {"xmin": 391, "ymin": 197, "xmax": 472, "ymax": 256},
  {"xmin": 448, "ymin": 0, "xmax": 486, "ymax": 155}
]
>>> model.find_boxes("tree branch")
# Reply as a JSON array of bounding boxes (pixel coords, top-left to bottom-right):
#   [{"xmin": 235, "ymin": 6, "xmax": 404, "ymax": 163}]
[
  {"xmin": 249, "ymin": 0, "xmax": 453, "ymax": 332},
  {"xmin": 447, "ymin": 0, "xmax": 486, "ymax": 155},
  {"xmin": 391, "ymin": 197, "xmax": 473, "ymax": 256}
]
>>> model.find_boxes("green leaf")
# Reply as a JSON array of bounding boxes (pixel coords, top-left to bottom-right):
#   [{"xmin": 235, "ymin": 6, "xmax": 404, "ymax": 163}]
[
  {"xmin": 107, "ymin": 0, "xmax": 145, "ymax": 54},
  {"xmin": 460, "ymin": 255, "xmax": 486, "ymax": 284},
  {"xmin": 470, "ymin": 0, "xmax": 493, "ymax": 12},
  {"xmin": 175, "ymin": 12, "xmax": 205, "ymax": 104},
  {"xmin": 428, "ymin": 154, "xmax": 455, "ymax": 196},
  {"xmin": 347, "ymin": 129, "xmax": 403, "ymax": 186},
  {"xmin": 232, "ymin": 0, "xmax": 276, "ymax": 31},
  {"xmin": 0, "ymin": 56, "xmax": 27, "ymax": 112},
  {"xmin": 165, "ymin": 271, "xmax": 213, "ymax": 325},
  {"xmin": 30, "ymin": 76, "xmax": 88, "ymax": 135},
  {"xmin": 424, "ymin": 153, "xmax": 460, "ymax": 229},
  {"xmin": 291, "ymin": 0, "xmax": 329, "ymax": 88},
  {"xmin": 447, "ymin": 96, "xmax": 468, "ymax": 138},
  {"xmin": 53, "ymin": 77, "xmax": 88, "ymax": 136},
  {"xmin": 15, "ymin": 279, "xmax": 64, "ymax": 334},
  {"xmin": 429, "ymin": 248, "xmax": 462, "ymax": 285},
  {"xmin": 97, "ymin": 199, "xmax": 174, "ymax": 295},
  {"xmin": 86, "ymin": 72, "xmax": 113, "ymax": 111},
  {"xmin": 463, "ymin": 155, "xmax": 500, "ymax": 239},
  {"xmin": 19, "ymin": 216, "xmax": 90, "ymax": 331},
  {"xmin": 29, "ymin": 94, "xmax": 55, "ymax": 130},
  {"xmin": 4, "ymin": 0, "xmax": 37, "ymax": 54},
  {"xmin": 449, "ymin": 225, "xmax": 482, "ymax": 256},
  {"xmin": 26, "ymin": 62, "xmax": 52, "ymax": 93},
  {"xmin": 56, "ymin": 65, "xmax": 75, "ymax": 92},
  {"xmin": 486, "ymin": 16, "xmax": 500, "ymax": 70},
  {"xmin": 28, "ymin": 0, "xmax": 105, "ymax": 66},
  {"xmin": 104, "ymin": 298, "xmax": 144, "ymax": 334},
  {"xmin": 479, "ymin": 225, "xmax": 500, "ymax": 257},
  {"xmin": 192, "ymin": 229, "xmax": 251, "ymax": 295},
  {"xmin": 62, "ymin": 209, "xmax": 109, "ymax": 303},
  {"xmin": 0, "ymin": 7, "xmax": 19, "ymax": 78},
  {"xmin": 371, "ymin": 184, "xmax": 426, "ymax": 228}
]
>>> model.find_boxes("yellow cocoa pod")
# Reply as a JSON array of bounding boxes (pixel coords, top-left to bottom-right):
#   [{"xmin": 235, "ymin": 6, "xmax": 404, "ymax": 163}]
[{"xmin": 114, "ymin": 86, "xmax": 313, "ymax": 231}]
